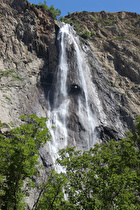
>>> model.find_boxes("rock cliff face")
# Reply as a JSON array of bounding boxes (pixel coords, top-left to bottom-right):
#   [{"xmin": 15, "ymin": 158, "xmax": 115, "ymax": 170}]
[
  {"xmin": 63, "ymin": 11, "xmax": 140, "ymax": 136},
  {"xmin": 0, "ymin": 0, "xmax": 58, "ymax": 126},
  {"xmin": 0, "ymin": 0, "xmax": 140, "ymax": 157}
]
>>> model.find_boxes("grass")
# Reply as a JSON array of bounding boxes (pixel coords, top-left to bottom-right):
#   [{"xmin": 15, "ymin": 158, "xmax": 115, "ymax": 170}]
[
  {"xmin": 0, "ymin": 69, "xmax": 15, "ymax": 78},
  {"xmin": 101, "ymin": 20, "xmax": 118, "ymax": 27},
  {"xmin": 0, "ymin": 85, "xmax": 11, "ymax": 91},
  {"xmin": 0, "ymin": 69, "xmax": 24, "ymax": 82},
  {"xmin": 3, "ymin": 94, "xmax": 11, "ymax": 102},
  {"xmin": 92, "ymin": 16, "xmax": 118, "ymax": 27},
  {"xmin": 114, "ymin": 36, "xmax": 127, "ymax": 40}
]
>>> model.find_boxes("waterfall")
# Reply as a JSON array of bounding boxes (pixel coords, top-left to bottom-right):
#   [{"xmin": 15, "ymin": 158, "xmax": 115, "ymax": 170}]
[{"xmin": 46, "ymin": 23, "xmax": 103, "ymax": 170}]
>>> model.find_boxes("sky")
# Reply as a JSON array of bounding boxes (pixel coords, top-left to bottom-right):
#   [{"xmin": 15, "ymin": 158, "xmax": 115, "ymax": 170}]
[{"xmin": 28, "ymin": 0, "xmax": 140, "ymax": 17}]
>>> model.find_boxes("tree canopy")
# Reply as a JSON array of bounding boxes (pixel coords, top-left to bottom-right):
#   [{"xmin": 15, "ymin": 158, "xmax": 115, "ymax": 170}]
[
  {"xmin": 0, "ymin": 116, "xmax": 140, "ymax": 209},
  {"xmin": 0, "ymin": 114, "xmax": 51, "ymax": 210},
  {"xmin": 35, "ymin": 117, "xmax": 140, "ymax": 209},
  {"xmin": 60, "ymin": 117, "xmax": 140, "ymax": 209}
]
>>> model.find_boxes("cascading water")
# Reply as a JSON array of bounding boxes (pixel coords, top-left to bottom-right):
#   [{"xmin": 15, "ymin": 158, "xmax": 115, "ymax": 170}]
[{"xmin": 46, "ymin": 23, "xmax": 105, "ymax": 170}]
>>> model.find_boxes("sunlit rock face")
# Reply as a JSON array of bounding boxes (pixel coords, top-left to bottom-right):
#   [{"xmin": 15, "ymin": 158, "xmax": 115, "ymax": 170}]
[
  {"xmin": 0, "ymin": 0, "xmax": 58, "ymax": 126},
  {"xmin": 63, "ymin": 11, "xmax": 140, "ymax": 132}
]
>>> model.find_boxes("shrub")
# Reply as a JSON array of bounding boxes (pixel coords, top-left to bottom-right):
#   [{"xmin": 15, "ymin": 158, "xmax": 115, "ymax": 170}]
[
  {"xmin": 80, "ymin": 30, "xmax": 91, "ymax": 39},
  {"xmin": 38, "ymin": 0, "xmax": 61, "ymax": 19}
]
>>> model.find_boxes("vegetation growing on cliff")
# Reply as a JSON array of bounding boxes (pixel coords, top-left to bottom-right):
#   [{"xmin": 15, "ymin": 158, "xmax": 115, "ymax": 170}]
[
  {"xmin": 0, "ymin": 69, "xmax": 24, "ymax": 82},
  {"xmin": 0, "ymin": 116, "xmax": 140, "ymax": 209},
  {"xmin": 60, "ymin": 11, "xmax": 140, "ymax": 40},
  {"xmin": 38, "ymin": 0, "xmax": 61, "ymax": 19}
]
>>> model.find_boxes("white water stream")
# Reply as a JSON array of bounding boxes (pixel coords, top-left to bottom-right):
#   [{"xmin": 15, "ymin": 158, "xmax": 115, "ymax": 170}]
[{"xmin": 46, "ymin": 23, "xmax": 103, "ymax": 171}]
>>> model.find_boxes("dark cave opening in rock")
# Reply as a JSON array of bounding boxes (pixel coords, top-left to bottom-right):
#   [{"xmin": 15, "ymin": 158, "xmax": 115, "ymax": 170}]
[{"xmin": 68, "ymin": 84, "xmax": 82, "ymax": 95}]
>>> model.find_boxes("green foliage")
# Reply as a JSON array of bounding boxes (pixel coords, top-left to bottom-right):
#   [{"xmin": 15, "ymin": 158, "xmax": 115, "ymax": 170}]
[
  {"xmin": 3, "ymin": 94, "xmax": 11, "ymax": 101},
  {"xmin": 59, "ymin": 16, "xmax": 64, "ymax": 22},
  {"xmin": 60, "ymin": 18, "xmax": 92, "ymax": 39},
  {"xmin": 55, "ymin": 117, "xmax": 140, "ymax": 209},
  {"xmin": 60, "ymin": 17, "xmax": 82, "ymax": 35},
  {"xmin": 35, "ymin": 171, "xmax": 67, "ymax": 210},
  {"xmin": 31, "ymin": 3, "xmax": 36, "ymax": 8},
  {"xmin": 0, "ymin": 69, "xmax": 15, "ymax": 78},
  {"xmin": 38, "ymin": 0, "xmax": 61, "ymax": 19},
  {"xmin": 114, "ymin": 36, "xmax": 127, "ymax": 40},
  {"xmin": 80, "ymin": 30, "xmax": 91, "ymax": 39},
  {"xmin": 0, "ymin": 114, "xmax": 140, "ymax": 209},
  {"xmin": 73, "ymin": 21, "xmax": 82, "ymax": 35},
  {"xmin": 49, "ymin": 5, "xmax": 61, "ymax": 20},
  {"xmin": 91, "ymin": 30, "xmax": 95, "ymax": 38},
  {"xmin": 0, "ymin": 69, "xmax": 24, "ymax": 82},
  {"xmin": 0, "ymin": 114, "xmax": 51, "ymax": 210},
  {"xmin": 92, "ymin": 16, "xmax": 118, "ymax": 27},
  {"xmin": 101, "ymin": 19, "xmax": 118, "ymax": 27},
  {"xmin": 39, "ymin": 0, "xmax": 49, "ymax": 10}
]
